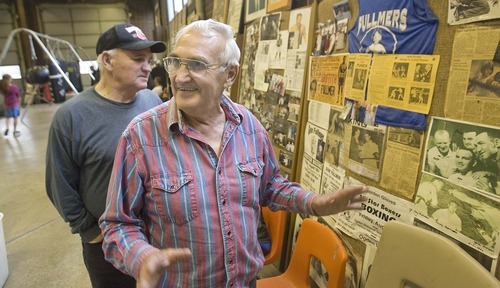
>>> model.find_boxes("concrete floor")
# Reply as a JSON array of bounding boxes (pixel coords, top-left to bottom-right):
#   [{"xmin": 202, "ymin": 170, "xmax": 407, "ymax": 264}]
[
  {"xmin": 0, "ymin": 102, "xmax": 279, "ymax": 287},
  {"xmin": 1, "ymin": 103, "xmax": 90, "ymax": 287}
]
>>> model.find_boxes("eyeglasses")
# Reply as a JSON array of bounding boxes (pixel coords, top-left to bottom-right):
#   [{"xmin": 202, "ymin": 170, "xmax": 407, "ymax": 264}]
[{"xmin": 163, "ymin": 57, "xmax": 226, "ymax": 78}]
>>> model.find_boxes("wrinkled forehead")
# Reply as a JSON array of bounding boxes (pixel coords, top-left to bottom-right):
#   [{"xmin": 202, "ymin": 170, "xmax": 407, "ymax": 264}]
[{"xmin": 177, "ymin": 31, "xmax": 224, "ymax": 53}]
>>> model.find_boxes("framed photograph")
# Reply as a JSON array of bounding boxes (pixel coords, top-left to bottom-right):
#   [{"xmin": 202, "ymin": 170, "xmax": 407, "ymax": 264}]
[
  {"xmin": 333, "ymin": 0, "xmax": 352, "ymax": 21},
  {"xmin": 212, "ymin": 0, "xmax": 229, "ymax": 23},
  {"xmin": 246, "ymin": 0, "xmax": 267, "ymax": 23},
  {"xmin": 267, "ymin": 0, "xmax": 292, "ymax": 13}
]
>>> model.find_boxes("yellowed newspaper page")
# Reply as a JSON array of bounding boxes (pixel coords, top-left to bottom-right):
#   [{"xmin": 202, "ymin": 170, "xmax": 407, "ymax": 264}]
[
  {"xmin": 308, "ymin": 54, "xmax": 347, "ymax": 107},
  {"xmin": 380, "ymin": 127, "xmax": 424, "ymax": 200},
  {"xmin": 367, "ymin": 54, "xmax": 440, "ymax": 114},
  {"xmin": 344, "ymin": 53, "xmax": 372, "ymax": 102},
  {"xmin": 444, "ymin": 25, "xmax": 500, "ymax": 127}
]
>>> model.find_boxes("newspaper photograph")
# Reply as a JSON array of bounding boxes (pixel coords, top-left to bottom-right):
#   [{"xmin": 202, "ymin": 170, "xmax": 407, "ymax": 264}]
[
  {"xmin": 288, "ymin": 7, "xmax": 311, "ymax": 51},
  {"xmin": 309, "ymin": 255, "xmax": 329, "ymax": 288},
  {"xmin": 338, "ymin": 120, "xmax": 353, "ymax": 168},
  {"xmin": 344, "ymin": 53, "xmax": 372, "ymax": 102},
  {"xmin": 347, "ymin": 122, "xmax": 386, "ymax": 181},
  {"xmin": 448, "ymin": 0, "xmax": 500, "ymax": 26},
  {"xmin": 334, "ymin": 177, "xmax": 415, "ymax": 247},
  {"xmin": 308, "ymin": 55, "xmax": 347, "ymax": 107},
  {"xmin": 380, "ymin": 127, "xmax": 424, "ymax": 200},
  {"xmin": 335, "ymin": 18, "xmax": 348, "ymax": 51},
  {"xmin": 414, "ymin": 173, "xmax": 500, "ymax": 257},
  {"xmin": 312, "ymin": 20, "xmax": 336, "ymax": 56},
  {"xmin": 444, "ymin": 25, "xmax": 500, "ymax": 126},
  {"xmin": 325, "ymin": 132, "xmax": 344, "ymax": 167},
  {"xmin": 333, "ymin": 0, "xmax": 352, "ymax": 21},
  {"xmin": 253, "ymin": 41, "xmax": 271, "ymax": 92},
  {"xmin": 414, "ymin": 218, "xmax": 498, "ymax": 274},
  {"xmin": 424, "ymin": 117, "xmax": 500, "ymax": 199},
  {"xmin": 268, "ymin": 31, "xmax": 289, "ymax": 69},
  {"xmin": 349, "ymin": 100, "xmax": 378, "ymax": 126},
  {"xmin": 326, "ymin": 106, "xmax": 348, "ymax": 166},
  {"xmin": 367, "ymin": 54, "xmax": 440, "ymax": 114},
  {"xmin": 309, "ymin": 102, "xmax": 348, "ymax": 168},
  {"xmin": 303, "ymin": 122, "xmax": 328, "ymax": 165}
]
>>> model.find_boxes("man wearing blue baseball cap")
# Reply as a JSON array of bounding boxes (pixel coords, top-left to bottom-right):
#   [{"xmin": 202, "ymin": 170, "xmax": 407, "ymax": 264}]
[{"xmin": 46, "ymin": 24, "xmax": 166, "ymax": 288}]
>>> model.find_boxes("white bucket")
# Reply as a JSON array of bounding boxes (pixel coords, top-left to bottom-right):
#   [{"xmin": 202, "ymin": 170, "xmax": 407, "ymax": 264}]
[{"xmin": 0, "ymin": 213, "xmax": 8, "ymax": 287}]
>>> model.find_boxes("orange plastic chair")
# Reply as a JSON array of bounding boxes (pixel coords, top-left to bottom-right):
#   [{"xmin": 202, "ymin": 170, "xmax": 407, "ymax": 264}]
[
  {"xmin": 261, "ymin": 207, "xmax": 287, "ymax": 265},
  {"xmin": 257, "ymin": 218, "xmax": 347, "ymax": 288}
]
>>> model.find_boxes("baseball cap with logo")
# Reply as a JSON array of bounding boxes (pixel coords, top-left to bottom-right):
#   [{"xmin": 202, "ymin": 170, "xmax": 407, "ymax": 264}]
[{"xmin": 96, "ymin": 24, "xmax": 166, "ymax": 55}]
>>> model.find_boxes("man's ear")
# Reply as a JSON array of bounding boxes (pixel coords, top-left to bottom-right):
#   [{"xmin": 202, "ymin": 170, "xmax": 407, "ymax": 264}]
[
  {"xmin": 224, "ymin": 65, "xmax": 239, "ymax": 88},
  {"xmin": 100, "ymin": 52, "xmax": 113, "ymax": 71},
  {"xmin": 494, "ymin": 137, "xmax": 500, "ymax": 149}
]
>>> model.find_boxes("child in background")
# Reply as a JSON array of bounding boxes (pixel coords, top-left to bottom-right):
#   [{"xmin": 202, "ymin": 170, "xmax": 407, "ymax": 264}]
[{"xmin": 1, "ymin": 74, "xmax": 21, "ymax": 137}]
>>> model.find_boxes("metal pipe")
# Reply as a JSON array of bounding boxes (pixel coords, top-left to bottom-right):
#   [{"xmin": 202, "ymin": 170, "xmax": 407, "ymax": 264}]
[{"xmin": 0, "ymin": 28, "xmax": 86, "ymax": 95}]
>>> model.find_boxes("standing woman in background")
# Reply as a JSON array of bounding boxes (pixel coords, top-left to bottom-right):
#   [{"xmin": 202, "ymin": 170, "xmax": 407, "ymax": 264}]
[{"xmin": 1, "ymin": 74, "xmax": 21, "ymax": 137}]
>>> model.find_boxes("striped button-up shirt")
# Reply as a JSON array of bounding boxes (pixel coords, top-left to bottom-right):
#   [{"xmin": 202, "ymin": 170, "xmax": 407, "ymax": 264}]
[{"xmin": 100, "ymin": 95, "xmax": 316, "ymax": 287}]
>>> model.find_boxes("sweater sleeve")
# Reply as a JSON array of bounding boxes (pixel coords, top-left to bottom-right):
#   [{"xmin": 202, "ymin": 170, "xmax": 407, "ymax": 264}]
[{"xmin": 45, "ymin": 113, "xmax": 100, "ymax": 242}]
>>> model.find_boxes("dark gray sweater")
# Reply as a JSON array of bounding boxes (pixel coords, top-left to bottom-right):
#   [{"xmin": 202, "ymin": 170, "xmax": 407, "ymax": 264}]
[{"xmin": 45, "ymin": 87, "xmax": 162, "ymax": 242}]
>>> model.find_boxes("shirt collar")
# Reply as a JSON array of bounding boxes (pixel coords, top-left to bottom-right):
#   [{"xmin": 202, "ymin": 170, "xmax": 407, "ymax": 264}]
[{"xmin": 167, "ymin": 95, "xmax": 244, "ymax": 133}]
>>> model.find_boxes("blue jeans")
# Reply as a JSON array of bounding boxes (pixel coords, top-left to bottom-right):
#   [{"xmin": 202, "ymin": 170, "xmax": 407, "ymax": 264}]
[{"xmin": 82, "ymin": 241, "xmax": 136, "ymax": 288}]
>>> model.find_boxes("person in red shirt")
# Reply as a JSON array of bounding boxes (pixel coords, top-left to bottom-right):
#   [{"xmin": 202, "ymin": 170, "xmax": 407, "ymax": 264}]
[{"xmin": 1, "ymin": 74, "xmax": 21, "ymax": 137}]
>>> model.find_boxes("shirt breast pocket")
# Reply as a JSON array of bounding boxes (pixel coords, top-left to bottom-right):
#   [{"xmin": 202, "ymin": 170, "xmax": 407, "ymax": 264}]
[
  {"xmin": 238, "ymin": 159, "xmax": 264, "ymax": 208},
  {"xmin": 151, "ymin": 173, "xmax": 199, "ymax": 226}
]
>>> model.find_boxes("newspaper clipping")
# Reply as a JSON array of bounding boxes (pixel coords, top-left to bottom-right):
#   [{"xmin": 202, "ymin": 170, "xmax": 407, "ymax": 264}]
[
  {"xmin": 346, "ymin": 122, "xmax": 386, "ymax": 181},
  {"xmin": 300, "ymin": 122, "xmax": 328, "ymax": 191},
  {"xmin": 423, "ymin": 117, "xmax": 500, "ymax": 199},
  {"xmin": 380, "ymin": 127, "xmax": 424, "ymax": 200},
  {"xmin": 334, "ymin": 177, "xmax": 415, "ymax": 247},
  {"xmin": 367, "ymin": 54, "xmax": 440, "ymax": 114},
  {"xmin": 308, "ymin": 54, "xmax": 348, "ymax": 107},
  {"xmin": 417, "ymin": 117, "xmax": 500, "ymax": 258},
  {"xmin": 415, "ymin": 173, "xmax": 500, "ymax": 258},
  {"xmin": 344, "ymin": 53, "xmax": 372, "ymax": 102},
  {"xmin": 413, "ymin": 218, "xmax": 498, "ymax": 273},
  {"xmin": 448, "ymin": 0, "xmax": 500, "ymax": 26},
  {"xmin": 444, "ymin": 25, "xmax": 500, "ymax": 127}
]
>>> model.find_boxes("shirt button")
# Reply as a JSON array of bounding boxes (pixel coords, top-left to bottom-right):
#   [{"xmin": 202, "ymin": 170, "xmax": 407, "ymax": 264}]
[
  {"xmin": 227, "ymin": 231, "xmax": 231, "ymax": 236},
  {"xmin": 222, "ymin": 199, "xmax": 226, "ymax": 205}
]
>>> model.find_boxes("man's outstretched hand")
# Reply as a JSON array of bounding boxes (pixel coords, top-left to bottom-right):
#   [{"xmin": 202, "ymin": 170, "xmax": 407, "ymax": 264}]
[
  {"xmin": 138, "ymin": 248, "xmax": 192, "ymax": 288},
  {"xmin": 311, "ymin": 185, "xmax": 368, "ymax": 216}
]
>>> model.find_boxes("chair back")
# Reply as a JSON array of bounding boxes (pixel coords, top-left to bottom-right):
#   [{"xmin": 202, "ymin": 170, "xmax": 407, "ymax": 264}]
[
  {"xmin": 280, "ymin": 218, "xmax": 347, "ymax": 288},
  {"xmin": 261, "ymin": 207, "xmax": 287, "ymax": 265},
  {"xmin": 365, "ymin": 221, "xmax": 500, "ymax": 288}
]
